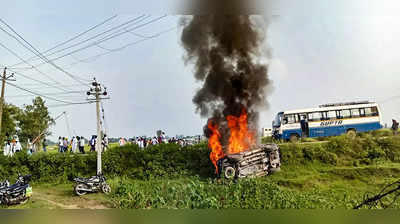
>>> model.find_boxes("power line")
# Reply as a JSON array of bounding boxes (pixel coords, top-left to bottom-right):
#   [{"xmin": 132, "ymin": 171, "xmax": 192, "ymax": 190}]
[
  {"xmin": 8, "ymin": 69, "xmax": 73, "ymax": 91},
  {"xmin": 6, "ymin": 90, "xmax": 84, "ymax": 98},
  {"xmin": 19, "ymin": 15, "xmax": 148, "ymax": 66},
  {"xmin": 10, "ymin": 15, "xmax": 118, "ymax": 68},
  {"xmin": 47, "ymin": 101, "xmax": 93, "ymax": 108},
  {"xmin": 64, "ymin": 26, "xmax": 177, "ymax": 67},
  {"xmin": 0, "ymin": 18, "xmax": 90, "ymax": 86},
  {"xmin": 6, "ymin": 81, "xmax": 75, "ymax": 104},
  {"xmin": 0, "ymin": 41, "xmax": 66, "ymax": 87},
  {"xmin": 31, "ymin": 15, "xmax": 167, "ymax": 67}
]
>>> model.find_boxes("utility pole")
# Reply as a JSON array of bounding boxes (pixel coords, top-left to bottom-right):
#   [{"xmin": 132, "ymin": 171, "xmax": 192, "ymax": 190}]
[
  {"xmin": 0, "ymin": 67, "xmax": 16, "ymax": 138},
  {"xmin": 87, "ymin": 78, "xmax": 108, "ymax": 175}
]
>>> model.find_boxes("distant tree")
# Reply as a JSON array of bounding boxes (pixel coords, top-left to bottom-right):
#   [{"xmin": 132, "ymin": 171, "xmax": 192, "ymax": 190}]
[
  {"xmin": 0, "ymin": 103, "xmax": 22, "ymax": 144},
  {"xmin": 17, "ymin": 97, "xmax": 54, "ymax": 149}
]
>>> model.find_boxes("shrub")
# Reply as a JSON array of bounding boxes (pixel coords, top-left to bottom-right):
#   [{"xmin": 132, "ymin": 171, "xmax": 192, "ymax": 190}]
[{"xmin": 110, "ymin": 177, "xmax": 336, "ymax": 209}]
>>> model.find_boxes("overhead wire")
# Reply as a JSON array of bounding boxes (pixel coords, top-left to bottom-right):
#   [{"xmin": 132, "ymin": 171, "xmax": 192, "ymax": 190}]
[
  {"xmin": 10, "ymin": 15, "xmax": 118, "ymax": 67},
  {"xmin": 20, "ymin": 14, "xmax": 149, "ymax": 66},
  {"xmin": 6, "ymin": 81, "xmax": 77, "ymax": 104},
  {"xmin": 50, "ymin": 25, "xmax": 177, "ymax": 68},
  {"xmin": 0, "ymin": 41, "xmax": 66, "ymax": 88},
  {"xmin": 0, "ymin": 18, "xmax": 90, "ymax": 87},
  {"xmin": 31, "ymin": 15, "xmax": 167, "ymax": 67},
  {"xmin": 6, "ymin": 90, "xmax": 84, "ymax": 98}
]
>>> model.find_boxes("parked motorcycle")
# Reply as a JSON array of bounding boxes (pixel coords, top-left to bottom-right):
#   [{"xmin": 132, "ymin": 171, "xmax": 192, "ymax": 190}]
[
  {"xmin": 0, "ymin": 174, "xmax": 32, "ymax": 205},
  {"xmin": 0, "ymin": 180, "xmax": 9, "ymax": 189},
  {"xmin": 73, "ymin": 174, "xmax": 111, "ymax": 196}
]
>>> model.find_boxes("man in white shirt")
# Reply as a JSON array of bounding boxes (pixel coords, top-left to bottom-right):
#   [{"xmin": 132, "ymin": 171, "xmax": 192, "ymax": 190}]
[
  {"xmin": 72, "ymin": 136, "xmax": 78, "ymax": 153},
  {"xmin": 79, "ymin": 136, "xmax": 85, "ymax": 154},
  {"xmin": 3, "ymin": 141, "xmax": 10, "ymax": 156},
  {"xmin": 14, "ymin": 140, "xmax": 22, "ymax": 152},
  {"xmin": 58, "ymin": 137, "xmax": 63, "ymax": 153}
]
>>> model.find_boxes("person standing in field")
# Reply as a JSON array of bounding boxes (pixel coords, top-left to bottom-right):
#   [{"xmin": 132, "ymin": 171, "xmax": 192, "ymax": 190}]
[
  {"xmin": 71, "ymin": 136, "xmax": 78, "ymax": 153},
  {"xmin": 58, "ymin": 137, "xmax": 63, "ymax": 153},
  {"xmin": 63, "ymin": 137, "xmax": 68, "ymax": 153},
  {"xmin": 79, "ymin": 136, "xmax": 85, "ymax": 154},
  {"xmin": 392, "ymin": 119, "xmax": 399, "ymax": 135},
  {"xmin": 119, "ymin": 137, "xmax": 126, "ymax": 146},
  {"xmin": 15, "ymin": 140, "xmax": 22, "ymax": 153},
  {"xmin": 42, "ymin": 139, "xmax": 47, "ymax": 152},
  {"xmin": 102, "ymin": 134, "xmax": 109, "ymax": 151},
  {"xmin": 3, "ymin": 140, "xmax": 10, "ymax": 156},
  {"xmin": 90, "ymin": 136, "xmax": 96, "ymax": 152}
]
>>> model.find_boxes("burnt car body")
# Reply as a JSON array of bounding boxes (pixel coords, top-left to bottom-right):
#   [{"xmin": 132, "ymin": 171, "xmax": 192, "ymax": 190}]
[{"xmin": 217, "ymin": 144, "xmax": 281, "ymax": 179}]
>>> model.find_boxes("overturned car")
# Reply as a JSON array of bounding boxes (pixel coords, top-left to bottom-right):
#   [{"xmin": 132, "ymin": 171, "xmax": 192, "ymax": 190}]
[{"xmin": 217, "ymin": 143, "xmax": 281, "ymax": 179}]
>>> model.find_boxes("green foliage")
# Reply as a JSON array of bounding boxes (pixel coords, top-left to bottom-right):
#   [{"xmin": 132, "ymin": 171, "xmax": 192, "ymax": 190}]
[
  {"xmin": 110, "ymin": 177, "xmax": 339, "ymax": 209},
  {"xmin": 0, "ymin": 103, "xmax": 22, "ymax": 143},
  {"xmin": 0, "ymin": 135, "xmax": 399, "ymax": 185},
  {"xmin": 17, "ymin": 97, "xmax": 54, "ymax": 146},
  {"xmin": 261, "ymin": 136, "xmax": 273, "ymax": 144},
  {"xmin": 280, "ymin": 135, "xmax": 400, "ymax": 166}
]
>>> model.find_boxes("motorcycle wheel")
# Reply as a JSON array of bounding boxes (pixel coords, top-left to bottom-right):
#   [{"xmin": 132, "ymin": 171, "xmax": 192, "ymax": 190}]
[
  {"xmin": 75, "ymin": 184, "xmax": 88, "ymax": 196},
  {"xmin": 101, "ymin": 184, "xmax": 111, "ymax": 194}
]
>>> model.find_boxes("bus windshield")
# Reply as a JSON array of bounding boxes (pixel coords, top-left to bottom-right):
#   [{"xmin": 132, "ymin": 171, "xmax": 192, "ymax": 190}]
[{"xmin": 273, "ymin": 113, "xmax": 283, "ymax": 127}]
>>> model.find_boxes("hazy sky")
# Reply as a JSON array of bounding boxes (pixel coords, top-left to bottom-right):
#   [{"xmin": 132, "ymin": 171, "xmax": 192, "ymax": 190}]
[{"xmin": 0, "ymin": 1, "xmax": 399, "ymax": 141}]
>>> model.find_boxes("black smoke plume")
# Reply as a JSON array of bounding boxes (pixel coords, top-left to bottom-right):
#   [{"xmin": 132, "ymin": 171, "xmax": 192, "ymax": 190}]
[{"xmin": 181, "ymin": 13, "xmax": 271, "ymax": 148}]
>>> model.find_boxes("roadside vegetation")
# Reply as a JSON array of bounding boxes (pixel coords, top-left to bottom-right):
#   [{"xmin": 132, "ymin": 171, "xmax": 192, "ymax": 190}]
[{"xmin": 1, "ymin": 129, "xmax": 400, "ymax": 208}]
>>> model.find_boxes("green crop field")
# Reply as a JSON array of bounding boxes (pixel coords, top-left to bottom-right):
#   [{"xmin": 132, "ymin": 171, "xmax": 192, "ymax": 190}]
[{"xmin": 1, "ymin": 130, "xmax": 400, "ymax": 209}]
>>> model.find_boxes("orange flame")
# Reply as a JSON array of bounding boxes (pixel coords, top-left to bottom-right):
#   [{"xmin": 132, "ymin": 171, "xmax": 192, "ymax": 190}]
[
  {"xmin": 207, "ymin": 108, "xmax": 256, "ymax": 173},
  {"xmin": 227, "ymin": 108, "xmax": 256, "ymax": 154},
  {"xmin": 207, "ymin": 120, "xmax": 225, "ymax": 173}
]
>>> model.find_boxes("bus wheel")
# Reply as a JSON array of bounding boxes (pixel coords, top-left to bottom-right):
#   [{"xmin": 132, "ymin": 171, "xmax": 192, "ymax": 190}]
[
  {"xmin": 289, "ymin": 134, "xmax": 299, "ymax": 142},
  {"xmin": 346, "ymin": 129, "xmax": 357, "ymax": 139}
]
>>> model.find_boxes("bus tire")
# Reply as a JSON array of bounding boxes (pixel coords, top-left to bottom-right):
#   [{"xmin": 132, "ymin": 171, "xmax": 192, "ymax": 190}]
[
  {"xmin": 346, "ymin": 129, "xmax": 357, "ymax": 139},
  {"xmin": 289, "ymin": 134, "xmax": 299, "ymax": 142}
]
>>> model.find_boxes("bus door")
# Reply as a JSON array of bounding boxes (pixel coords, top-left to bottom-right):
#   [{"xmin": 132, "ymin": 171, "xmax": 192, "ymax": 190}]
[
  {"xmin": 298, "ymin": 113, "xmax": 309, "ymax": 137},
  {"xmin": 335, "ymin": 110, "xmax": 345, "ymax": 135}
]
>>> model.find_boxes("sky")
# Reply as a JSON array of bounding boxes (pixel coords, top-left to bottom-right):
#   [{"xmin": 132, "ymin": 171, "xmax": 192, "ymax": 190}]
[{"xmin": 0, "ymin": 0, "xmax": 399, "ymax": 141}]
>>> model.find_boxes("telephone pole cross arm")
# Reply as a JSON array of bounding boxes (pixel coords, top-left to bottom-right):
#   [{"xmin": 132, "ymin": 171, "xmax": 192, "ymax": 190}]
[{"xmin": 86, "ymin": 78, "xmax": 109, "ymax": 175}]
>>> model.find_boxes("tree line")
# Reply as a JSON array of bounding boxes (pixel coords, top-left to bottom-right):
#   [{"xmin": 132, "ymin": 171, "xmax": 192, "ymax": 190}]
[{"xmin": 1, "ymin": 97, "xmax": 53, "ymax": 148}]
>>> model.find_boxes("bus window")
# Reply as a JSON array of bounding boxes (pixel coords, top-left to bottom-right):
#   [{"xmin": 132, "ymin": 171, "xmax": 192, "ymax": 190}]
[
  {"xmin": 371, "ymin": 107, "xmax": 379, "ymax": 116},
  {"xmin": 359, "ymin": 108, "xmax": 366, "ymax": 117},
  {"xmin": 336, "ymin": 110, "xmax": 342, "ymax": 119},
  {"xmin": 351, "ymin": 109, "xmax": 360, "ymax": 118},
  {"xmin": 342, "ymin": 109, "xmax": 351, "ymax": 118},
  {"xmin": 308, "ymin": 112, "xmax": 322, "ymax": 122},
  {"xmin": 283, "ymin": 114, "xmax": 296, "ymax": 124},
  {"xmin": 321, "ymin": 111, "xmax": 328, "ymax": 121},
  {"xmin": 327, "ymin": 111, "xmax": 336, "ymax": 120}
]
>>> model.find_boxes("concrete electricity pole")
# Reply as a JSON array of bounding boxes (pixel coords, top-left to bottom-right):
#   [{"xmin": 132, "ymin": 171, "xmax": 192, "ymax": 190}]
[
  {"xmin": 0, "ymin": 67, "xmax": 16, "ymax": 138},
  {"xmin": 87, "ymin": 78, "xmax": 108, "ymax": 175}
]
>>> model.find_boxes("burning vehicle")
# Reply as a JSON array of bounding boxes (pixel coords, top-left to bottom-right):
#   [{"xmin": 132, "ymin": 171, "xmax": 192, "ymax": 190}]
[
  {"xmin": 207, "ymin": 109, "xmax": 281, "ymax": 179},
  {"xmin": 217, "ymin": 143, "xmax": 281, "ymax": 179},
  {"xmin": 181, "ymin": 15, "xmax": 279, "ymax": 179}
]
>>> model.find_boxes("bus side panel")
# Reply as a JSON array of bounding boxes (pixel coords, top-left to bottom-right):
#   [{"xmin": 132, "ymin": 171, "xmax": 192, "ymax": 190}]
[
  {"xmin": 309, "ymin": 126, "xmax": 343, "ymax": 137},
  {"xmin": 343, "ymin": 122, "xmax": 382, "ymax": 133},
  {"xmin": 282, "ymin": 129, "xmax": 302, "ymax": 140}
]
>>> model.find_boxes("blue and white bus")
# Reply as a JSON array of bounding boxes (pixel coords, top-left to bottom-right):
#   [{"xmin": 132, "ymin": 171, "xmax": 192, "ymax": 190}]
[{"xmin": 272, "ymin": 101, "xmax": 383, "ymax": 141}]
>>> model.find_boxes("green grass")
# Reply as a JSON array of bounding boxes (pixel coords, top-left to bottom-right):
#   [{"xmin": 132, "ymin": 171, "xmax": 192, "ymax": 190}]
[{"xmin": 1, "ymin": 133, "xmax": 400, "ymax": 209}]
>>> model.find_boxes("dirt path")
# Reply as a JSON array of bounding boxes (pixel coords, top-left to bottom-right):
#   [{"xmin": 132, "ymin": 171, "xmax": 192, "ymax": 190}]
[{"xmin": 31, "ymin": 185, "xmax": 110, "ymax": 209}]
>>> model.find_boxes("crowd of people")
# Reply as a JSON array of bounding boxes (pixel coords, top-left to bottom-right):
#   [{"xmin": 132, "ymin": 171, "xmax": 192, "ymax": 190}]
[
  {"xmin": 2, "ymin": 138, "xmax": 23, "ymax": 157},
  {"xmin": 58, "ymin": 134, "xmax": 109, "ymax": 154},
  {"xmin": 126, "ymin": 132, "xmax": 201, "ymax": 148},
  {"xmin": 2, "ymin": 131, "xmax": 202, "ymax": 156}
]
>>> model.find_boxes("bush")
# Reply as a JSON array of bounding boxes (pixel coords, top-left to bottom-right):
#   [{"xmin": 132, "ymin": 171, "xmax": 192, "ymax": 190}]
[
  {"xmin": 111, "ymin": 177, "xmax": 337, "ymax": 209},
  {"xmin": 0, "ymin": 136, "xmax": 399, "ymax": 183}
]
